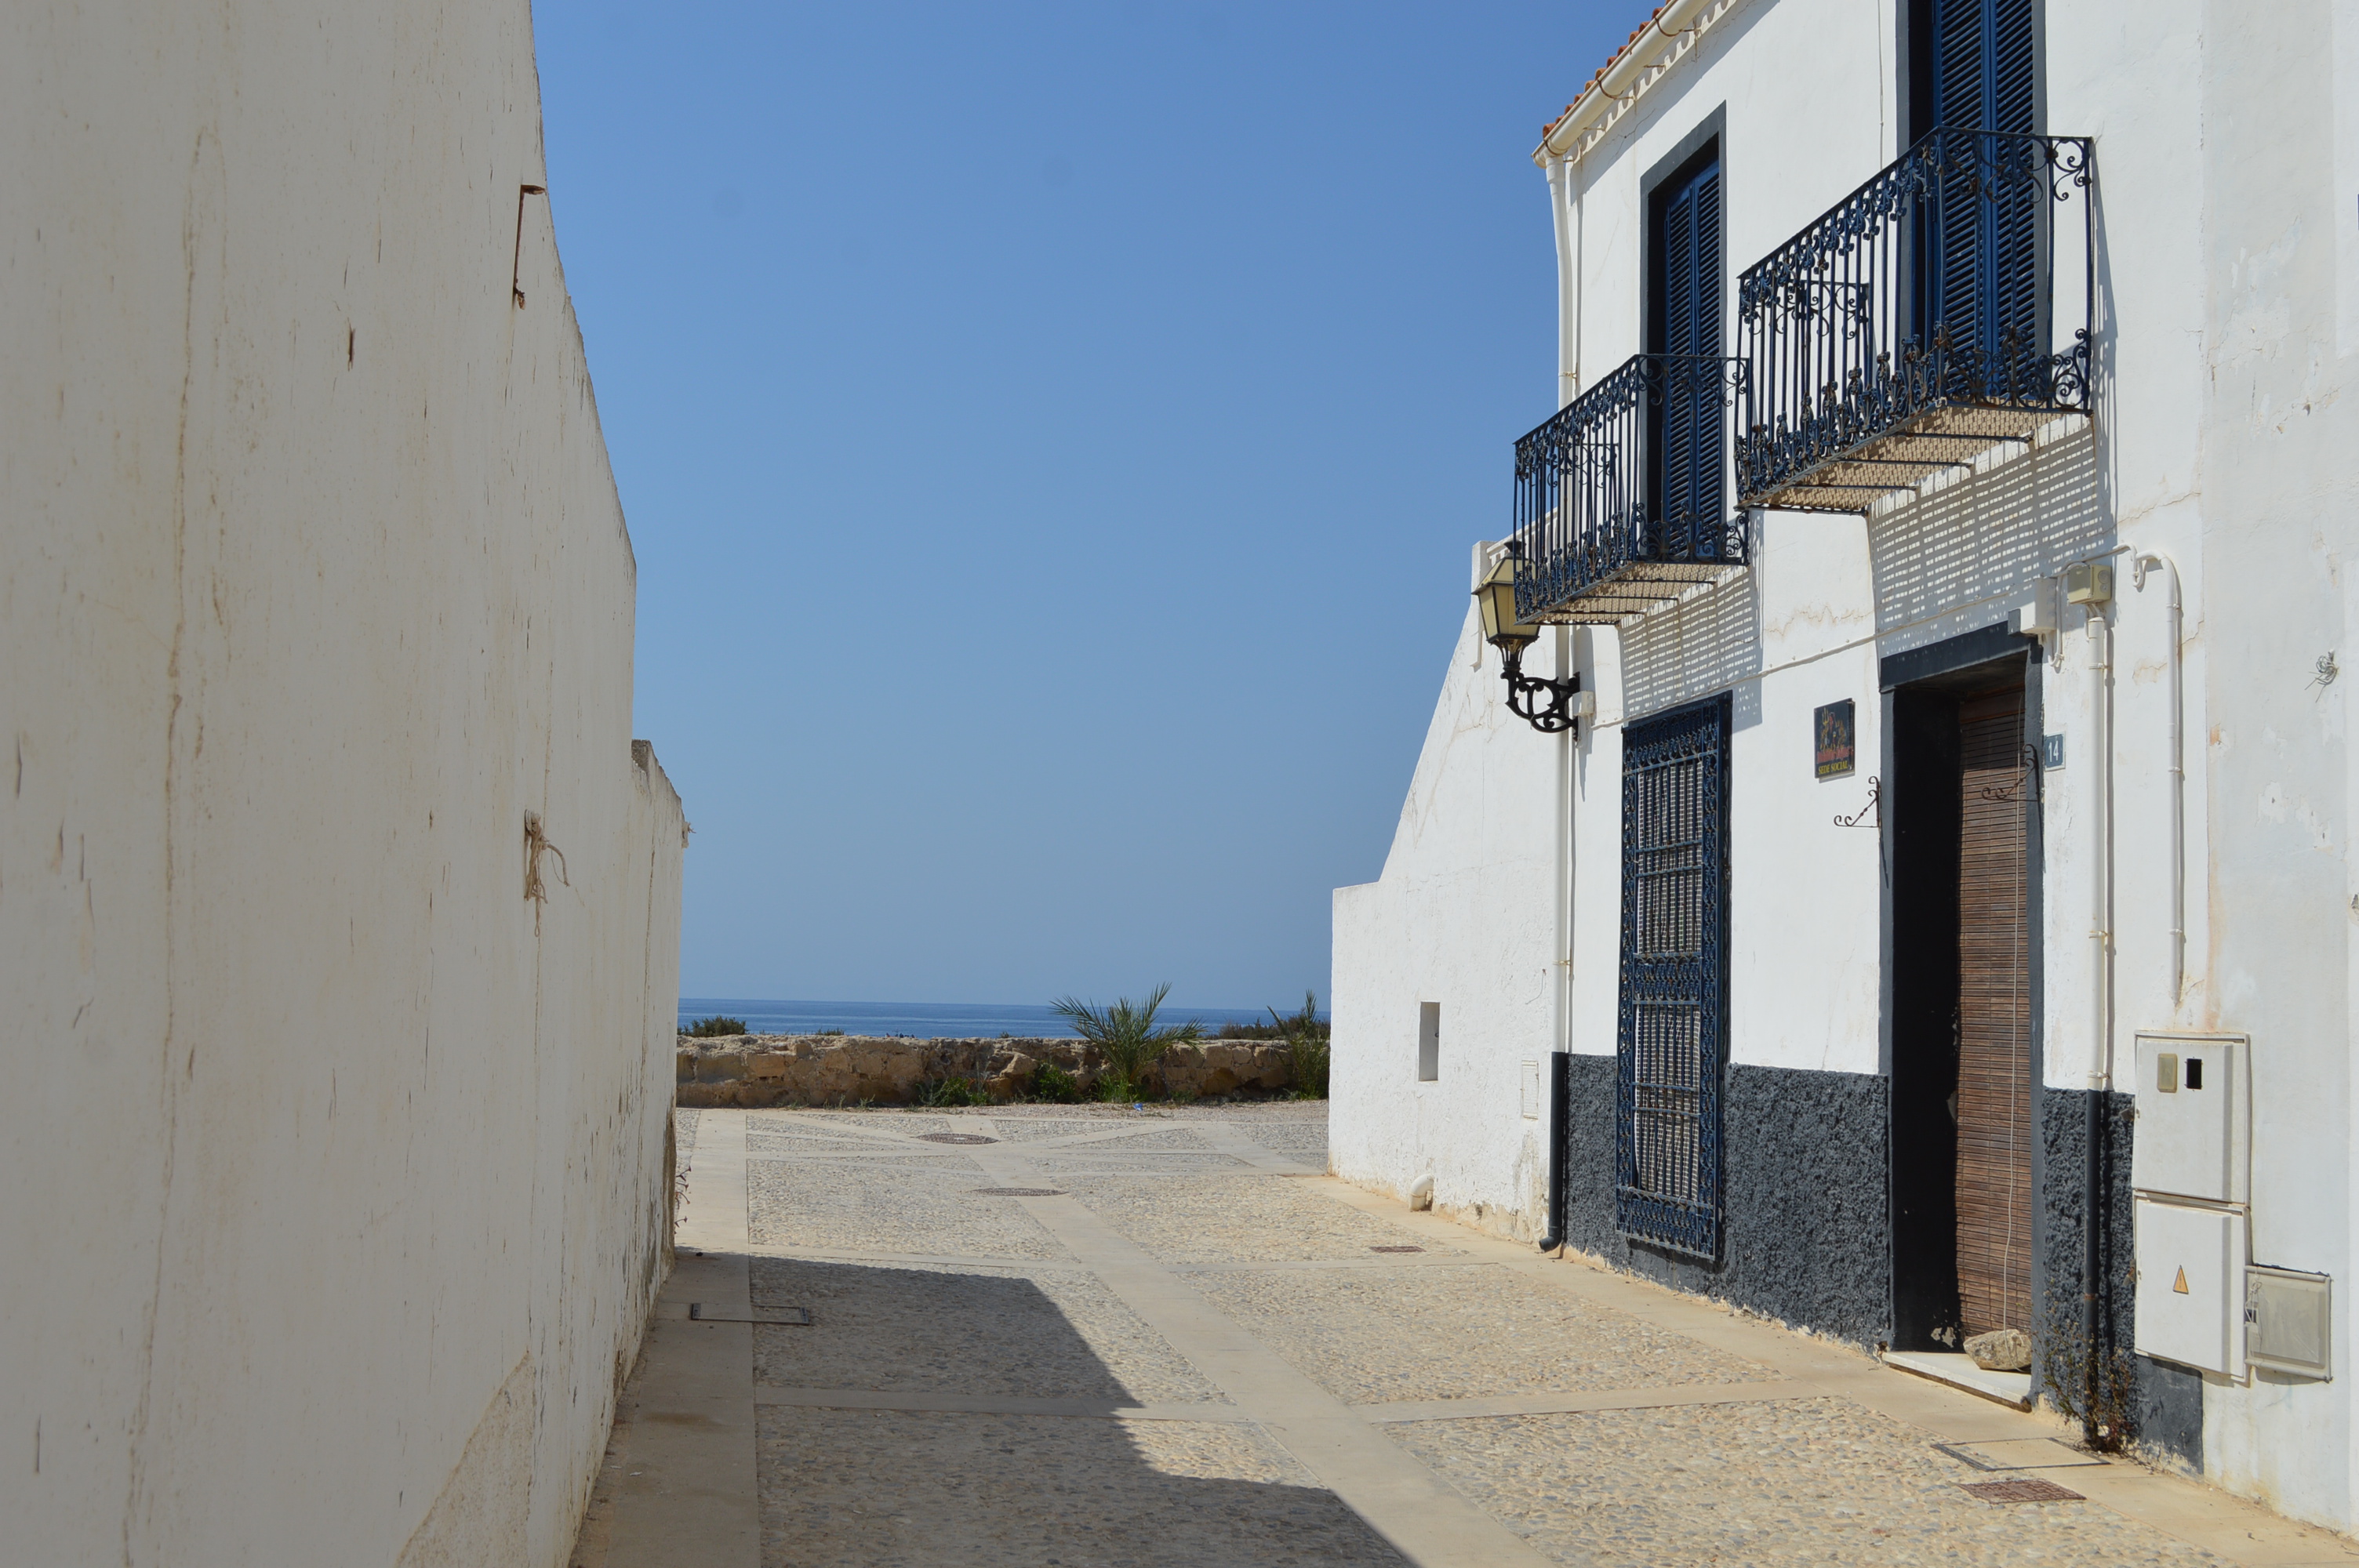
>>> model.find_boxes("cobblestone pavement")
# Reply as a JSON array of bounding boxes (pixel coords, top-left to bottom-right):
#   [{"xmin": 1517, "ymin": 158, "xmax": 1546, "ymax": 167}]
[{"xmin": 577, "ymin": 1103, "xmax": 2359, "ymax": 1568}]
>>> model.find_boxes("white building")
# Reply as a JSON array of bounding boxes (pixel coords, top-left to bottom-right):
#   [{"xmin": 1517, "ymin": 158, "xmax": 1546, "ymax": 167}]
[
  {"xmin": 1334, "ymin": 0, "xmax": 2359, "ymax": 1532},
  {"xmin": 2, "ymin": 4, "xmax": 686, "ymax": 1563}
]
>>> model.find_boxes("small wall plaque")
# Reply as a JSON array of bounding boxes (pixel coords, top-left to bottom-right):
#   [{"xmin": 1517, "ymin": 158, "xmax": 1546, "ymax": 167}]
[{"xmin": 1815, "ymin": 700, "xmax": 1856, "ymax": 779}]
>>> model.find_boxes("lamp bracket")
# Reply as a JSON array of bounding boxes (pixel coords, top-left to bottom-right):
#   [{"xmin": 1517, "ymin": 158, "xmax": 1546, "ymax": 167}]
[{"xmin": 1500, "ymin": 645, "xmax": 1584, "ymax": 735}]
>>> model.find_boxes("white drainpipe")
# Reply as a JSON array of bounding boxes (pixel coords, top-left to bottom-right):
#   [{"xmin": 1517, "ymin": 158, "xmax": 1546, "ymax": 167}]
[{"xmin": 2133, "ymin": 553, "xmax": 2186, "ymax": 1006}]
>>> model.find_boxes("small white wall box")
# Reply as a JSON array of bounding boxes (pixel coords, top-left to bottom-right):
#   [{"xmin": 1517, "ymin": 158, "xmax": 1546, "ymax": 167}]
[
  {"xmin": 2008, "ymin": 578, "xmax": 2059, "ymax": 638},
  {"xmin": 1520, "ymin": 1059, "xmax": 1542, "ymax": 1120},
  {"xmin": 2063, "ymin": 561, "xmax": 2115, "ymax": 605},
  {"xmin": 2135, "ymin": 1196, "xmax": 2247, "ymax": 1377},
  {"xmin": 2132, "ymin": 1033, "xmax": 2247, "ymax": 1204},
  {"xmin": 2246, "ymin": 1266, "xmax": 2332, "ymax": 1379}
]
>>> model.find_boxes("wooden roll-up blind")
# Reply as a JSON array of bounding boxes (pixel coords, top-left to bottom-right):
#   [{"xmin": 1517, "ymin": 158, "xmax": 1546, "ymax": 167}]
[{"xmin": 1954, "ymin": 686, "xmax": 2034, "ymax": 1337}]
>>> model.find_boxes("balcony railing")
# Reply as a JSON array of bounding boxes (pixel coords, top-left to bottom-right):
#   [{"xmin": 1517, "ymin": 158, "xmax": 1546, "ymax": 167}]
[
  {"xmin": 1736, "ymin": 128, "xmax": 2094, "ymax": 513},
  {"xmin": 1511, "ymin": 353, "xmax": 1750, "ymax": 626}
]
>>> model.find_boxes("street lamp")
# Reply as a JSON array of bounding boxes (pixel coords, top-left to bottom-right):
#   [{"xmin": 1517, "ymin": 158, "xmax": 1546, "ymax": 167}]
[{"xmin": 1474, "ymin": 545, "xmax": 1585, "ymax": 735}]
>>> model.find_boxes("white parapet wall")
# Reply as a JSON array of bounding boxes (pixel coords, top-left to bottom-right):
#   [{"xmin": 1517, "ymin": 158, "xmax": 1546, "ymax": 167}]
[{"xmin": 0, "ymin": 4, "xmax": 688, "ymax": 1563}]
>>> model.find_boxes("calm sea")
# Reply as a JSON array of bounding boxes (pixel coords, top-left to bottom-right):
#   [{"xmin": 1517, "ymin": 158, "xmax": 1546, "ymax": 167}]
[{"xmin": 677, "ymin": 997, "xmax": 1294, "ymax": 1039}]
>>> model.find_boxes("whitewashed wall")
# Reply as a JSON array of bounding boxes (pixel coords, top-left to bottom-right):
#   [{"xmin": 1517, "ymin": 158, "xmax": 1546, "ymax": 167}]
[
  {"xmin": 1334, "ymin": 0, "xmax": 2359, "ymax": 1534},
  {"xmin": 0, "ymin": 4, "xmax": 687, "ymax": 1563}
]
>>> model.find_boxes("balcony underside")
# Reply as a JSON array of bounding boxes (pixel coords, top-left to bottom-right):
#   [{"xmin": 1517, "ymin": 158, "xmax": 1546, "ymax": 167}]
[
  {"xmin": 1743, "ymin": 399, "xmax": 2071, "ymax": 513},
  {"xmin": 1531, "ymin": 557, "xmax": 1746, "ymax": 626}
]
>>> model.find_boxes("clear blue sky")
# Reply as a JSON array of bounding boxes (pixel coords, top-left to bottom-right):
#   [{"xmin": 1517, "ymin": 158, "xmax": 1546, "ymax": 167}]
[{"xmin": 533, "ymin": 2, "xmax": 1651, "ymax": 1010}]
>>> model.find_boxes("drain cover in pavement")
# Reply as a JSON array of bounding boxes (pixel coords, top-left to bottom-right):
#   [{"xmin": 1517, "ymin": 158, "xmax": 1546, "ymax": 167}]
[
  {"xmin": 972, "ymin": 1187, "xmax": 1064, "ymax": 1197},
  {"xmin": 689, "ymin": 1303, "xmax": 811, "ymax": 1326},
  {"xmin": 918, "ymin": 1132, "xmax": 998, "ymax": 1145},
  {"xmin": 1369, "ymin": 1245, "xmax": 1425, "ymax": 1254},
  {"xmin": 1958, "ymin": 1479, "xmax": 2084, "ymax": 1504}
]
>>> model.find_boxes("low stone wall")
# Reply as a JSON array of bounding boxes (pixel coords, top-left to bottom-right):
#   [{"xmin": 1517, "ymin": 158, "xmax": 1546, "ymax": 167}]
[{"xmin": 674, "ymin": 1034, "xmax": 1294, "ymax": 1108}]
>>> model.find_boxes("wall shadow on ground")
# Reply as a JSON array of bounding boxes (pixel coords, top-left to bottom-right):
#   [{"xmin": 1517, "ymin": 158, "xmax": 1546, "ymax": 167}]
[{"xmin": 741, "ymin": 1255, "xmax": 1409, "ymax": 1566}]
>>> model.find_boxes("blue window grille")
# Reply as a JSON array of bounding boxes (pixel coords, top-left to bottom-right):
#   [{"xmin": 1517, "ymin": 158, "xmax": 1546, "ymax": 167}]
[{"xmin": 1616, "ymin": 695, "xmax": 1731, "ymax": 1258}]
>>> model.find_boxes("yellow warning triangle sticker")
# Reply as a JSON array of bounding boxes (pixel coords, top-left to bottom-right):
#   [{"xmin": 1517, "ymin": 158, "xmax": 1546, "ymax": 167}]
[{"xmin": 2172, "ymin": 1267, "xmax": 2190, "ymax": 1295}]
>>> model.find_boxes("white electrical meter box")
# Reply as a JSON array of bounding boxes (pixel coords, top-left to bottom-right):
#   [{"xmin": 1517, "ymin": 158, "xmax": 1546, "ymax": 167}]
[
  {"xmin": 2135, "ymin": 1196, "xmax": 2246, "ymax": 1377},
  {"xmin": 2247, "ymin": 1266, "xmax": 2332, "ymax": 1380},
  {"xmin": 2132, "ymin": 1033, "xmax": 2247, "ymax": 1204}
]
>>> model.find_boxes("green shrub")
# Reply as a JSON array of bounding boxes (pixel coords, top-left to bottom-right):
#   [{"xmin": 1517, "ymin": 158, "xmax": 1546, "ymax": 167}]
[
  {"xmin": 1031, "ymin": 1062, "xmax": 1085, "ymax": 1104},
  {"xmin": 1267, "ymin": 990, "xmax": 1331, "ymax": 1098},
  {"xmin": 683, "ymin": 1015, "xmax": 750, "ymax": 1038},
  {"xmin": 1051, "ymin": 984, "xmax": 1202, "ymax": 1106},
  {"xmin": 914, "ymin": 1076, "xmax": 989, "ymax": 1109},
  {"xmin": 814, "ymin": 1028, "xmax": 846, "ymax": 1037}
]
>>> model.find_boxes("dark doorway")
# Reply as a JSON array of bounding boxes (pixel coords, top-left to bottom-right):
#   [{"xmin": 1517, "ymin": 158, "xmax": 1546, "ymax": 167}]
[{"xmin": 1890, "ymin": 655, "xmax": 2035, "ymax": 1349}]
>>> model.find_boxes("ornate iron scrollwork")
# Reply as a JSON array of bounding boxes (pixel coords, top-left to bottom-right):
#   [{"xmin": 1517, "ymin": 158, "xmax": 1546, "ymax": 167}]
[
  {"xmin": 1508, "ymin": 352, "xmax": 1752, "ymax": 624},
  {"xmin": 1733, "ymin": 126, "xmax": 2097, "ymax": 509},
  {"xmin": 1499, "ymin": 646, "xmax": 1583, "ymax": 735}
]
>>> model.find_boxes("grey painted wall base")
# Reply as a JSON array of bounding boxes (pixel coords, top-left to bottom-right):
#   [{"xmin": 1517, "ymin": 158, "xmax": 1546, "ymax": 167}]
[
  {"xmin": 2039, "ymin": 1091, "xmax": 2203, "ymax": 1469},
  {"xmin": 1557, "ymin": 1056, "xmax": 1892, "ymax": 1346}
]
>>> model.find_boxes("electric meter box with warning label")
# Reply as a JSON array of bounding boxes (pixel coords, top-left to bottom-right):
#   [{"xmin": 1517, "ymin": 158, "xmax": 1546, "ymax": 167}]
[
  {"xmin": 2135, "ymin": 1197, "xmax": 2246, "ymax": 1377},
  {"xmin": 2132, "ymin": 1033, "xmax": 2247, "ymax": 1204}
]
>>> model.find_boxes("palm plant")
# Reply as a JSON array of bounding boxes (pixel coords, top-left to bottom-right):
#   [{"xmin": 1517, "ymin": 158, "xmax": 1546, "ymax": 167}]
[
  {"xmin": 1049, "ymin": 983, "xmax": 1203, "ymax": 1101},
  {"xmin": 1268, "ymin": 989, "xmax": 1330, "ymax": 1098}
]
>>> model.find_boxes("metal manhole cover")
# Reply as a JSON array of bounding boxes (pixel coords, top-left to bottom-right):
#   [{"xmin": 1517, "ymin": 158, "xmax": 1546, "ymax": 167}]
[
  {"xmin": 918, "ymin": 1132, "xmax": 998, "ymax": 1145},
  {"xmin": 972, "ymin": 1187, "xmax": 1064, "ymax": 1197},
  {"xmin": 1369, "ymin": 1245, "xmax": 1425, "ymax": 1254},
  {"xmin": 1958, "ymin": 1479, "xmax": 2084, "ymax": 1504}
]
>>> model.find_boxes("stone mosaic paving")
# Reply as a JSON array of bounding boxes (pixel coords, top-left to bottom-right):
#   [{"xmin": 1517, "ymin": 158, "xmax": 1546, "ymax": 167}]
[
  {"xmin": 1190, "ymin": 1263, "xmax": 1776, "ymax": 1404},
  {"xmin": 698, "ymin": 1103, "xmax": 2291, "ymax": 1568},
  {"xmin": 1387, "ymin": 1399, "xmax": 2230, "ymax": 1566},
  {"xmin": 744, "ymin": 1161, "xmax": 1064, "ymax": 1259},
  {"xmin": 1053, "ymin": 1171, "xmax": 1464, "ymax": 1263},
  {"xmin": 758, "ymin": 1409, "xmax": 1405, "ymax": 1567},
  {"xmin": 748, "ymin": 1255, "xmax": 1223, "ymax": 1406}
]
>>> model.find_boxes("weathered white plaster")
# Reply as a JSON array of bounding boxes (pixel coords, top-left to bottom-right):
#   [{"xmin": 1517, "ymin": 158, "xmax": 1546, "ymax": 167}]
[
  {"xmin": 1336, "ymin": 0, "xmax": 2359, "ymax": 1534},
  {"xmin": 0, "ymin": 4, "xmax": 687, "ymax": 1563}
]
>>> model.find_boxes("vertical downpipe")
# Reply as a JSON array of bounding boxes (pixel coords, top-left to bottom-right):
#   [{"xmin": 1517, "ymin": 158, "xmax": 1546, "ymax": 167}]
[
  {"xmin": 2133, "ymin": 554, "xmax": 2186, "ymax": 1005},
  {"xmin": 1543, "ymin": 623, "xmax": 1575, "ymax": 1254},
  {"xmin": 2083, "ymin": 600, "xmax": 2117, "ymax": 1446}
]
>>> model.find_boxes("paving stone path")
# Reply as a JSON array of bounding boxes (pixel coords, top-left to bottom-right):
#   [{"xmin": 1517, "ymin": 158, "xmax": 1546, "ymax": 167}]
[{"xmin": 574, "ymin": 1104, "xmax": 2359, "ymax": 1568}]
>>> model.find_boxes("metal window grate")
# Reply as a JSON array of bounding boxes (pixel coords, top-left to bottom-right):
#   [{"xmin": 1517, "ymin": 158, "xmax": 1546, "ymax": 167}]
[{"xmin": 1616, "ymin": 695, "xmax": 1731, "ymax": 1258}]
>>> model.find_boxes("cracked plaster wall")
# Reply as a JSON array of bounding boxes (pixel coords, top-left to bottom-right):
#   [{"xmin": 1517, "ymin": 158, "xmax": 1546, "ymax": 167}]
[{"xmin": 0, "ymin": 4, "xmax": 687, "ymax": 1563}]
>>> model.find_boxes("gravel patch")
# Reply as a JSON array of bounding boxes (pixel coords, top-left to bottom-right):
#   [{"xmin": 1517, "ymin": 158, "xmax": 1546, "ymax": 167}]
[
  {"xmin": 758, "ymin": 1409, "xmax": 1405, "ymax": 1567},
  {"xmin": 1232, "ymin": 1122, "xmax": 1327, "ymax": 1159},
  {"xmin": 1385, "ymin": 1398, "xmax": 2227, "ymax": 1566},
  {"xmin": 1032, "ymin": 1152, "xmax": 1250, "ymax": 1174},
  {"xmin": 747, "ymin": 1162, "xmax": 1067, "ymax": 1259},
  {"xmin": 1064, "ymin": 1125, "xmax": 1219, "ymax": 1151},
  {"xmin": 1058, "ymin": 1174, "xmax": 1460, "ymax": 1263},
  {"xmin": 751, "ymin": 1151, "xmax": 984, "ymax": 1171},
  {"xmin": 748, "ymin": 1129, "xmax": 958, "ymax": 1155},
  {"xmin": 673, "ymin": 1107, "xmax": 700, "ymax": 1163},
  {"xmin": 749, "ymin": 1256, "xmax": 1222, "ymax": 1405},
  {"xmin": 982, "ymin": 1117, "xmax": 1132, "ymax": 1142},
  {"xmin": 1190, "ymin": 1265, "xmax": 1774, "ymax": 1404}
]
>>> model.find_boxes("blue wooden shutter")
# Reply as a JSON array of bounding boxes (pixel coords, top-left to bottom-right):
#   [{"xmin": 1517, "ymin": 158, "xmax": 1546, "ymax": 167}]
[
  {"xmin": 1658, "ymin": 155, "xmax": 1723, "ymax": 554},
  {"xmin": 1615, "ymin": 694, "xmax": 1731, "ymax": 1259},
  {"xmin": 1930, "ymin": 0, "xmax": 2038, "ymax": 392}
]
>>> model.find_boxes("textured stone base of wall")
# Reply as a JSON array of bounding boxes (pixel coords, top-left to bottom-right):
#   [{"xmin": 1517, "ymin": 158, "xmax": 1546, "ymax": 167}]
[
  {"xmin": 676, "ymin": 1035, "xmax": 1294, "ymax": 1108},
  {"xmin": 1555, "ymin": 1054, "xmax": 1893, "ymax": 1348}
]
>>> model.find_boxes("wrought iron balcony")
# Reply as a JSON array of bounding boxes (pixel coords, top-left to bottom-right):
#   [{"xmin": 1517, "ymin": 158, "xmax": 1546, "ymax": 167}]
[
  {"xmin": 1736, "ymin": 127, "xmax": 2093, "ymax": 513},
  {"xmin": 1510, "ymin": 353, "xmax": 1750, "ymax": 626}
]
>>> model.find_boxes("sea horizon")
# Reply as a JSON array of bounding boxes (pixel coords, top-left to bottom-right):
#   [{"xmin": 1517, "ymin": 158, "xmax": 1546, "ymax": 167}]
[{"xmin": 677, "ymin": 996, "xmax": 1308, "ymax": 1040}]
